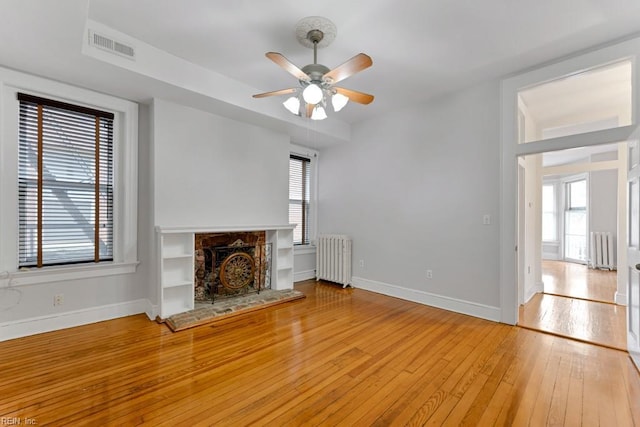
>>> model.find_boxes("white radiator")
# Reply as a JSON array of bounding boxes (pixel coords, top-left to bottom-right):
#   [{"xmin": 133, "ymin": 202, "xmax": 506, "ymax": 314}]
[
  {"xmin": 316, "ymin": 234, "xmax": 352, "ymax": 288},
  {"xmin": 590, "ymin": 231, "xmax": 615, "ymax": 270}
]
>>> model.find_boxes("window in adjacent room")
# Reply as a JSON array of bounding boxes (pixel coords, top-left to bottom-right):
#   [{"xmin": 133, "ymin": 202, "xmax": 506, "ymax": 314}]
[
  {"xmin": 17, "ymin": 93, "xmax": 114, "ymax": 267},
  {"xmin": 289, "ymin": 155, "xmax": 311, "ymax": 245},
  {"xmin": 564, "ymin": 178, "xmax": 588, "ymax": 262}
]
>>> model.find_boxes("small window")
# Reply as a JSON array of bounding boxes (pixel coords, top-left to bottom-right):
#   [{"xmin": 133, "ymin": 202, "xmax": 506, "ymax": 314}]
[
  {"xmin": 18, "ymin": 93, "xmax": 114, "ymax": 267},
  {"xmin": 564, "ymin": 179, "xmax": 587, "ymax": 261},
  {"xmin": 289, "ymin": 155, "xmax": 310, "ymax": 245}
]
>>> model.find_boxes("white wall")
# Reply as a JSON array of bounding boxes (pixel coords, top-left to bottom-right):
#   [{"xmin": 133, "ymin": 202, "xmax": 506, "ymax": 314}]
[
  {"xmin": 293, "ymin": 250, "xmax": 316, "ymax": 282},
  {"xmin": 318, "ymin": 81, "xmax": 501, "ymax": 320},
  {"xmin": 0, "ymin": 90, "xmax": 293, "ymax": 340},
  {"xmin": 522, "ymin": 154, "xmax": 544, "ymax": 302},
  {"xmin": 590, "ymin": 152, "xmax": 618, "ymax": 265},
  {"xmin": 152, "ymin": 98, "xmax": 290, "ymax": 229}
]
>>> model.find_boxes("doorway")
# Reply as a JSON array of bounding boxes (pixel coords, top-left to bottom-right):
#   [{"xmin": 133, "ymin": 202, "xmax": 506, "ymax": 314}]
[
  {"xmin": 516, "ymin": 144, "xmax": 627, "ymax": 350},
  {"xmin": 511, "ymin": 57, "xmax": 631, "ymax": 350},
  {"xmin": 500, "ymin": 37, "xmax": 640, "ymax": 371}
]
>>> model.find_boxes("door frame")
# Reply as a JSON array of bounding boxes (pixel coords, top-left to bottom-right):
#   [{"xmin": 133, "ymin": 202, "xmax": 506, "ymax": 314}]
[{"xmin": 500, "ymin": 37, "xmax": 640, "ymax": 325}]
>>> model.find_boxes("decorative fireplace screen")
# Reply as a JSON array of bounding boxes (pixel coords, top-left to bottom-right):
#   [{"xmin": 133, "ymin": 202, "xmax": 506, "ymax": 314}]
[{"xmin": 195, "ymin": 238, "xmax": 271, "ymax": 303}]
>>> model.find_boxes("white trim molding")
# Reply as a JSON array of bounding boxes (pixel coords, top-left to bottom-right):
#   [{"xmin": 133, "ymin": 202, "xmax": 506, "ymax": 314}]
[
  {"xmin": 524, "ymin": 281, "xmax": 544, "ymax": 304},
  {"xmin": 0, "ymin": 299, "xmax": 150, "ymax": 342},
  {"xmin": 7, "ymin": 262, "xmax": 139, "ymax": 287},
  {"xmin": 615, "ymin": 291, "xmax": 627, "ymax": 306},
  {"xmin": 352, "ymin": 276, "xmax": 501, "ymax": 322}
]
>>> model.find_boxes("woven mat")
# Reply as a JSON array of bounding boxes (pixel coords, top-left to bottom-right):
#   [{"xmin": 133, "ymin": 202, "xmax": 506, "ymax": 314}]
[{"xmin": 165, "ymin": 288, "xmax": 305, "ymax": 332}]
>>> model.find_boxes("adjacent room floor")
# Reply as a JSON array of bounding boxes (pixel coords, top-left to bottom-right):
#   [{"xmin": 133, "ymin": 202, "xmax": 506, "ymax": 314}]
[{"xmin": 518, "ymin": 260, "xmax": 626, "ymax": 351}]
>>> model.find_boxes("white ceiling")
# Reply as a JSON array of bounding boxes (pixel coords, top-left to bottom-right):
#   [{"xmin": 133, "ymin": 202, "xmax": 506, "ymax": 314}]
[
  {"xmin": 519, "ymin": 60, "xmax": 632, "ymax": 132},
  {"xmin": 2, "ymin": 0, "xmax": 640, "ymax": 142}
]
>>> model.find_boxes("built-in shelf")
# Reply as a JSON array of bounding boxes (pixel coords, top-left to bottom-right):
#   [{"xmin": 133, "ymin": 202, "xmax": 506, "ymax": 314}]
[
  {"xmin": 158, "ymin": 233, "xmax": 194, "ymax": 318},
  {"xmin": 163, "ymin": 281, "xmax": 193, "ymax": 289},
  {"xmin": 156, "ymin": 225, "xmax": 295, "ymax": 320}
]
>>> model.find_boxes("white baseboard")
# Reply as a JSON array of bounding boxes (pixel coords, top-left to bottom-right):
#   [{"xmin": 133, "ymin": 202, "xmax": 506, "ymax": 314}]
[
  {"xmin": 615, "ymin": 291, "xmax": 627, "ymax": 306},
  {"xmin": 0, "ymin": 299, "xmax": 150, "ymax": 342},
  {"xmin": 352, "ymin": 276, "xmax": 500, "ymax": 322},
  {"xmin": 144, "ymin": 299, "xmax": 158, "ymax": 320},
  {"xmin": 294, "ymin": 269, "xmax": 316, "ymax": 283},
  {"xmin": 524, "ymin": 281, "xmax": 544, "ymax": 304}
]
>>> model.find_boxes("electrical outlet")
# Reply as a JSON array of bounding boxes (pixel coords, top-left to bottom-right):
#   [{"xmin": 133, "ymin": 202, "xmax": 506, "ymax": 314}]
[
  {"xmin": 359, "ymin": 259, "xmax": 365, "ymax": 268},
  {"xmin": 426, "ymin": 269, "xmax": 433, "ymax": 279},
  {"xmin": 54, "ymin": 294, "xmax": 64, "ymax": 306},
  {"xmin": 483, "ymin": 214, "xmax": 491, "ymax": 225}
]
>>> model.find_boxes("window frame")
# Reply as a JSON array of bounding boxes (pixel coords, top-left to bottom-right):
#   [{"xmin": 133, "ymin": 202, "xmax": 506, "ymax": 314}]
[
  {"xmin": 289, "ymin": 144, "xmax": 318, "ymax": 251},
  {"xmin": 289, "ymin": 154, "xmax": 310, "ymax": 245},
  {"xmin": 17, "ymin": 93, "xmax": 116, "ymax": 268},
  {"xmin": 562, "ymin": 175, "xmax": 589, "ymax": 263},
  {"xmin": 0, "ymin": 67, "xmax": 138, "ymax": 286}
]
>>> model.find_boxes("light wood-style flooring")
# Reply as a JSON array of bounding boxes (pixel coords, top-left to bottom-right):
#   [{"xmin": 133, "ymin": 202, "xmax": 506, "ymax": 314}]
[
  {"xmin": 1, "ymin": 280, "xmax": 639, "ymax": 425},
  {"xmin": 519, "ymin": 261, "xmax": 626, "ymax": 351},
  {"xmin": 542, "ymin": 260, "xmax": 617, "ymax": 303}
]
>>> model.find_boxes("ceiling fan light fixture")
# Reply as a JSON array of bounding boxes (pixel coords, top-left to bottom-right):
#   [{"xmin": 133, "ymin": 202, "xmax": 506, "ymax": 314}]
[
  {"xmin": 311, "ymin": 105, "xmax": 327, "ymax": 120},
  {"xmin": 283, "ymin": 96, "xmax": 300, "ymax": 115},
  {"xmin": 303, "ymin": 83, "xmax": 323, "ymax": 104},
  {"xmin": 331, "ymin": 92, "xmax": 349, "ymax": 112}
]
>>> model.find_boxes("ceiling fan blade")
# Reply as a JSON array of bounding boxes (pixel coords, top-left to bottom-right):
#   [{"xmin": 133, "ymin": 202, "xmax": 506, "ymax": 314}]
[
  {"xmin": 252, "ymin": 88, "xmax": 297, "ymax": 98},
  {"xmin": 323, "ymin": 53, "xmax": 372, "ymax": 84},
  {"xmin": 266, "ymin": 52, "xmax": 310, "ymax": 82},
  {"xmin": 306, "ymin": 103, "xmax": 315, "ymax": 118},
  {"xmin": 334, "ymin": 87, "xmax": 375, "ymax": 105}
]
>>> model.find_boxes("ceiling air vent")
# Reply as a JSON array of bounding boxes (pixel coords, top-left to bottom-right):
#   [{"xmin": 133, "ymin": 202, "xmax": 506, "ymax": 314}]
[{"xmin": 88, "ymin": 30, "xmax": 136, "ymax": 60}]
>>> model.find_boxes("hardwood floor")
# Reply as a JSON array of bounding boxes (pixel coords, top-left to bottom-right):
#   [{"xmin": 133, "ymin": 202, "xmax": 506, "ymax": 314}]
[
  {"xmin": 1, "ymin": 280, "xmax": 639, "ymax": 425},
  {"xmin": 519, "ymin": 260, "xmax": 626, "ymax": 350},
  {"xmin": 519, "ymin": 293, "xmax": 627, "ymax": 351},
  {"xmin": 542, "ymin": 260, "xmax": 617, "ymax": 303}
]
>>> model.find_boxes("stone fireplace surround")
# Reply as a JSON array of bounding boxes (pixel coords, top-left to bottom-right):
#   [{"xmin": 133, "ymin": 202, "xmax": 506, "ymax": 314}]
[{"xmin": 156, "ymin": 225, "xmax": 295, "ymax": 319}]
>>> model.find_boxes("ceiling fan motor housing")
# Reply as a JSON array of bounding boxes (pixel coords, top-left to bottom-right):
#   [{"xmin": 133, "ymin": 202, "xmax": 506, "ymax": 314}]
[{"xmin": 301, "ymin": 63, "xmax": 331, "ymax": 86}]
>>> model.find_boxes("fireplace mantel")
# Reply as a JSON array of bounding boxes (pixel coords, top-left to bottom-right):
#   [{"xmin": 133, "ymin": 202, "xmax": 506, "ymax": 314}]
[
  {"xmin": 155, "ymin": 225, "xmax": 295, "ymax": 319},
  {"xmin": 155, "ymin": 224, "xmax": 295, "ymax": 234}
]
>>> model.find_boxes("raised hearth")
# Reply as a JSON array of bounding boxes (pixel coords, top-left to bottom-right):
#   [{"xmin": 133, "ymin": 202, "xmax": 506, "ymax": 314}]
[{"xmin": 165, "ymin": 288, "xmax": 305, "ymax": 331}]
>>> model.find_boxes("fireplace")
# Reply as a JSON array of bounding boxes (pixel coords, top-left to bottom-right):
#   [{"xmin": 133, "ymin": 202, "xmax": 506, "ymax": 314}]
[{"xmin": 194, "ymin": 232, "xmax": 271, "ymax": 302}]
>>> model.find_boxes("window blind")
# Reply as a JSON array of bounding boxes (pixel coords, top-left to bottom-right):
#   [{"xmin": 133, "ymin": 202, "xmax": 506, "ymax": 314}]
[
  {"xmin": 18, "ymin": 93, "xmax": 114, "ymax": 267},
  {"xmin": 289, "ymin": 155, "xmax": 311, "ymax": 245}
]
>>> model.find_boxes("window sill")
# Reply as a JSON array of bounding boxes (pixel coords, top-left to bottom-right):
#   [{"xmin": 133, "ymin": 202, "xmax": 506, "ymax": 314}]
[
  {"xmin": 294, "ymin": 245, "xmax": 316, "ymax": 256},
  {"xmin": 8, "ymin": 261, "xmax": 140, "ymax": 287}
]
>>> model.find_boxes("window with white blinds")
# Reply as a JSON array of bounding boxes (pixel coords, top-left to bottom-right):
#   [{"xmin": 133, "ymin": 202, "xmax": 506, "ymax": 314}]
[
  {"xmin": 18, "ymin": 93, "xmax": 114, "ymax": 267},
  {"xmin": 289, "ymin": 155, "xmax": 311, "ymax": 245}
]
